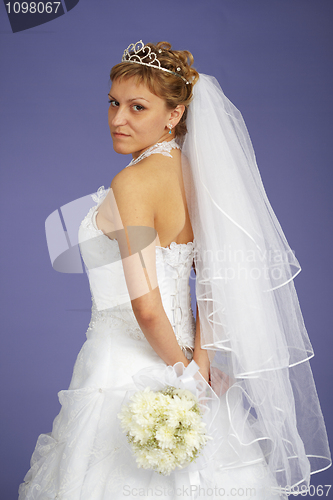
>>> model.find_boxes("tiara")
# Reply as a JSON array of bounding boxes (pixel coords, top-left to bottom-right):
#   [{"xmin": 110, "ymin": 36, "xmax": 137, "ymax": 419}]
[{"xmin": 121, "ymin": 40, "xmax": 190, "ymax": 84}]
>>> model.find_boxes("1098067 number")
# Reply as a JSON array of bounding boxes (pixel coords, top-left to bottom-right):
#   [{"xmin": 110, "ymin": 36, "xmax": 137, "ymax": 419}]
[
  {"xmin": 5, "ymin": 2, "xmax": 61, "ymax": 14},
  {"xmin": 275, "ymin": 484, "xmax": 332, "ymax": 496}
]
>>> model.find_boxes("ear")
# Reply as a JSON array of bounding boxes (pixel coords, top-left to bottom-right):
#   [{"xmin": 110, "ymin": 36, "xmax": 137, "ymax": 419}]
[{"xmin": 168, "ymin": 105, "xmax": 185, "ymax": 128}]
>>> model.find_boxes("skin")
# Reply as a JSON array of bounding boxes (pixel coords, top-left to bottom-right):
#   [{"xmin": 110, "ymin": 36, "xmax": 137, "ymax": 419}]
[
  {"xmin": 108, "ymin": 77, "xmax": 183, "ymax": 159},
  {"xmin": 98, "ymin": 76, "xmax": 211, "ymax": 382}
]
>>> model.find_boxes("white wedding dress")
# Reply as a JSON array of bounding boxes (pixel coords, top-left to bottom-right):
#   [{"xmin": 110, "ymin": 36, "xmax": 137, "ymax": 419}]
[{"xmin": 19, "ymin": 142, "xmax": 283, "ymax": 500}]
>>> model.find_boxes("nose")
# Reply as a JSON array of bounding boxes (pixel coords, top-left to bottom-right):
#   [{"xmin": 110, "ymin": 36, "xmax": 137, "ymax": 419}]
[{"xmin": 110, "ymin": 106, "xmax": 127, "ymax": 128}]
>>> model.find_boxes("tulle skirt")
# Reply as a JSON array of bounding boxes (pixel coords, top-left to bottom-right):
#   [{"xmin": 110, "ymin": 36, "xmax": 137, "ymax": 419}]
[{"xmin": 19, "ymin": 321, "xmax": 284, "ymax": 500}]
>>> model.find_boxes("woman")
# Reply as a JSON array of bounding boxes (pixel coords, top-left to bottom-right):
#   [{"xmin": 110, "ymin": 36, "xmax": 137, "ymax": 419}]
[{"xmin": 19, "ymin": 41, "xmax": 331, "ymax": 499}]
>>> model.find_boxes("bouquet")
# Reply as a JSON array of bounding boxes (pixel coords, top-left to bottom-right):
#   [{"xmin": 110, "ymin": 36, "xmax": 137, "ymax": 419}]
[
  {"xmin": 118, "ymin": 385, "xmax": 209, "ymax": 475},
  {"xmin": 118, "ymin": 361, "xmax": 218, "ymax": 476}
]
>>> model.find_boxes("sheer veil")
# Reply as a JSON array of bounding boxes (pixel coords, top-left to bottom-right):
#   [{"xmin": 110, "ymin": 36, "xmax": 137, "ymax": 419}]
[{"xmin": 181, "ymin": 74, "xmax": 331, "ymax": 492}]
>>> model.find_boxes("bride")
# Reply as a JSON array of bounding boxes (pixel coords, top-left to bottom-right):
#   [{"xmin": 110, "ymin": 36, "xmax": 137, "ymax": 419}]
[{"xmin": 19, "ymin": 41, "xmax": 331, "ymax": 499}]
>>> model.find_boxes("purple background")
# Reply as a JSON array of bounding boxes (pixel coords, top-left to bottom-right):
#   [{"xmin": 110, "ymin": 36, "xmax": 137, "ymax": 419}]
[{"xmin": 1, "ymin": 0, "xmax": 332, "ymax": 497}]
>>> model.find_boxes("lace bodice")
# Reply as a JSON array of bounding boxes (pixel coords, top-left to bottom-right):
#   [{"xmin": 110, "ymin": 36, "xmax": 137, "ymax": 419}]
[{"xmin": 78, "ymin": 140, "xmax": 196, "ymax": 356}]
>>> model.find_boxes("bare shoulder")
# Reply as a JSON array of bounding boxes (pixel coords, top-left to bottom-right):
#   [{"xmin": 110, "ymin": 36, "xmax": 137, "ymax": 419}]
[
  {"xmin": 137, "ymin": 153, "xmax": 181, "ymax": 190},
  {"xmin": 111, "ymin": 162, "xmax": 151, "ymax": 204},
  {"xmin": 111, "ymin": 163, "xmax": 142, "ymax": 189},
  {"xmin": 111, "ymin": 154, "xmax": 179, "ymax": 201}
]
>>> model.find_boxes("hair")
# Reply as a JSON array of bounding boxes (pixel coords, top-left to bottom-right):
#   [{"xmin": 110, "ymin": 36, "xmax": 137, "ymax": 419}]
[{"xmin": 110, "ymin": 41, "xmax": 199, "ymax": 139}]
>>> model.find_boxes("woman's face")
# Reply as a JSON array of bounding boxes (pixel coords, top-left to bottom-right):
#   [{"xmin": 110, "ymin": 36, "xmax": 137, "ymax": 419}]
[{"xmin": 108, "ymin": 77, "xmax": 174, "ymax": 159}]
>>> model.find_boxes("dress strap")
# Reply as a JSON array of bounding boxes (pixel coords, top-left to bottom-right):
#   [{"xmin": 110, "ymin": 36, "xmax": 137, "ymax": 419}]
[{"xmin": 126, "ymin": 138, "xmax": 181, "ymax": 167}]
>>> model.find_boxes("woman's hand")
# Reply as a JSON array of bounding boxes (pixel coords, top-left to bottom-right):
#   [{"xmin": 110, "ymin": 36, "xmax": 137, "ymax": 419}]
[
  {"xmin": 196, "ymin": 362, "xmax": 210, "ymax": 385},
  {"xmin": 210, "ymin": 366, "xmax": 230, "ymax": 395}
]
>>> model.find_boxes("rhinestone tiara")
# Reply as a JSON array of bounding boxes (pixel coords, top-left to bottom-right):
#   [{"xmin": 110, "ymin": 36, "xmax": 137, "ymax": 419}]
[{"xmin": 121, "ymin": 40, "xmax": 190, "ymax": 84}]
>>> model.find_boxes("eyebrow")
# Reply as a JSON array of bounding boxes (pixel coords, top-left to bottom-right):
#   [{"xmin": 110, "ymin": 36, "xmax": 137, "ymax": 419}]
[{"xmin": 108, "ymin": 94, "xmax": 150, "ymax": 103}]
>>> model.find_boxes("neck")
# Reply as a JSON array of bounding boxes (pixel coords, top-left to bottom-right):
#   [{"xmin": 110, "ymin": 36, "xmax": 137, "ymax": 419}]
[{"xmin": 131, "ymin": 135, "xmax": 176, "ymax": 160}]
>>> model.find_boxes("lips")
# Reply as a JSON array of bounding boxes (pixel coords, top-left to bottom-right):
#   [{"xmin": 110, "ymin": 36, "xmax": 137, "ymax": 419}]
[{"xmin": 113, "ymin": 132, "xmax": 130, "ymax": 137}]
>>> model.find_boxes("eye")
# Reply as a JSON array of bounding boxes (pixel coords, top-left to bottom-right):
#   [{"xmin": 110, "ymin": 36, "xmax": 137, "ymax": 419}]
[
  {"xmin": 108, "ymin": 98, "xmax": 119, "ymax": 107},
  {"xmin": 133, "ymin": 104, "xmax": 145, "ymax": 112}
]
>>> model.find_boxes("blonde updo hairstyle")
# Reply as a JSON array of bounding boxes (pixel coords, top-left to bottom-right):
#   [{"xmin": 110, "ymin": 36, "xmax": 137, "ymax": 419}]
[{"xmin": 110, "ymin": 41, "xmax": 199, "ymax": 139}]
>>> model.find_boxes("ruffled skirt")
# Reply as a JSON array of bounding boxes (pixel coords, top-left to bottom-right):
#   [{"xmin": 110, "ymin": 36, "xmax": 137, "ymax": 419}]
[{"xmin": 19, "ymin": 322, "xmax": 284, "ymax": 500}]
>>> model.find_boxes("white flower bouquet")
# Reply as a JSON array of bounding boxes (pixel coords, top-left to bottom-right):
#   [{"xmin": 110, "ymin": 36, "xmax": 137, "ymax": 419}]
[{"xmin": 118, "ymin": 361, "xmax": 219, "ymax": 476}]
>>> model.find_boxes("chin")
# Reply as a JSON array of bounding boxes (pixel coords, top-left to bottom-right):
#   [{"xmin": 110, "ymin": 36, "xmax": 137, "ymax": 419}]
[{"xmin": 112, "ymin": 141, "xmax": 132, "ymax": 155}]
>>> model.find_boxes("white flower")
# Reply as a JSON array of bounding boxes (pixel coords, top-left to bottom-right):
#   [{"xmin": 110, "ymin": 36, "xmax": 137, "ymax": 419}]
[
  {"xmin": 129, "ymin": 387, "xmax": 159, "ymax": 414},
  {"xmin": 118, "ymin": 406, "xmax": 133, "ymax": 429},
  {"xmin": 174, "ymin": 388, "xmax": 197, "ymax": 402},
  {"xmin": 166, "ymin": 398, "xmax": 196, "ymax": 428},
  {"xmin": 155, "ymin": 425, "xmax": 176, "ymax": 449},
  {"xmin": 118, "ymin": 384, "xmax": 209, "ymax": 475},
  {"xmin": 132, "ymin": 411, "xmax": 156, "ymax": 428},
  {"xmin": 155, "ymin": 392, "xmax": 171, "ymax": 411},
  {"xmin": 183, "ymin": 428, "xmax": 203, "ymax": 449},
  {"xmin": 129, "ymin": 422, "xmax": 153, "ymax": 444},
  {"xmin": 136, "ymin": 448, "xmax": 160, "ymax": 469},
  {"xmin": 172, "ymin": 446, "xmax": 189, "ymax": 463},
  {"xmin": 157, "ymin": 450, "xmax": 177, "ymax": 475}
]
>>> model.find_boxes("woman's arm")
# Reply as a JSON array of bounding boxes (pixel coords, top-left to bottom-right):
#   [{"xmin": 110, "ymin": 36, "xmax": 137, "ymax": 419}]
[
  {"xmin": 131, "ymin": 288, "xmax": 190, "ymax": 367},
  {"xmin": 109, "ymin": 165, "xmax": 189, "ymax": 367}
]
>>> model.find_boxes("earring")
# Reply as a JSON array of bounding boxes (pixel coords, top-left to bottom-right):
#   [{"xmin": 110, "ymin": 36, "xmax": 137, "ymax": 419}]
[{"xmin": 168, "ymin": 124, "xmax": 172, "ymax": 135}]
